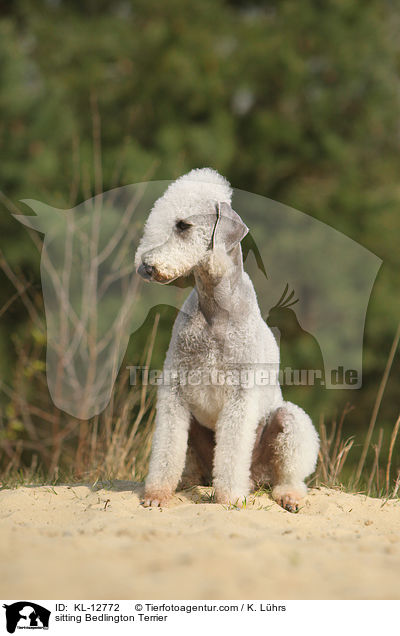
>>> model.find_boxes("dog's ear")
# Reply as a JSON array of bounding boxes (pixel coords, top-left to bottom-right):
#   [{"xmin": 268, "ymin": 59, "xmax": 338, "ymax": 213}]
[{"xmin": 213, "ymin": 202, "xmax": 249, "ymax": 252}]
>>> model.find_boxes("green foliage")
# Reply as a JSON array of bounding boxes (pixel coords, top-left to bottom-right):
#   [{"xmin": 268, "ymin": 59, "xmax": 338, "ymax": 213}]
[{"xmin": 0, "ymin": 0, "xmax": 399, "ymax": 442}]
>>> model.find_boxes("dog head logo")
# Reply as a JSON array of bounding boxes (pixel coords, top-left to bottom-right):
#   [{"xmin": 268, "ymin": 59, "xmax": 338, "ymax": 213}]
[
  {"xmin": 14, "ymin": 171, "xmax": 381, "ymax": 418},
  {"xmin": 2, "ymin": 602, "xmax": 50, "ymax": 633}
]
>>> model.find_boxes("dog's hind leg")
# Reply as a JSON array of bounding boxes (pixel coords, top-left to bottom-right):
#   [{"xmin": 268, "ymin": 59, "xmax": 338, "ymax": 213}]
[{"xmin": 251, "ymin": 402, "xmax": 319, "ymax": 512}]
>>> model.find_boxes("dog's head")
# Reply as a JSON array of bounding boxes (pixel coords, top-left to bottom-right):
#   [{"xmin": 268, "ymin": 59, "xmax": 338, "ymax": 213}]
[{"xmin": 135, "ymin": 168, "xmax": 248, "ymax": 284}]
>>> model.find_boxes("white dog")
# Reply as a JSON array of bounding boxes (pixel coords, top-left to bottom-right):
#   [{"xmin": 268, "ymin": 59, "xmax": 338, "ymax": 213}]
[{"xmin": 135, "ymin": 168, "xmax": 319, "ymax": 510}]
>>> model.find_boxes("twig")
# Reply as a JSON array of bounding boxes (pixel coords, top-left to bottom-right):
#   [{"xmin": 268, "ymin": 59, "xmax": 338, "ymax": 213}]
[
  {"xmin": 367, "ymin": 428, "xmax": 383, "ymax": 495},
  {"xmin": 0, "ymin": 250, "xmax": 43, "ymax": 327},
  {"xmin": 393, "ymin": 471, "xmax": 400, "ymax": 498},
  {"xmin": 0, "ymin": 283, "xmax": 32, "ymax": 319},
  {"xmin": 355, "ymin": 322, "xmax": 400, "ymax": 484},
  {"xmin": 385, "ymin": 414, "xmax": 400, "ymax": 495},
  {"xmin": 91, "ymin": 91, "xmax": 103, "ymax": 198}
]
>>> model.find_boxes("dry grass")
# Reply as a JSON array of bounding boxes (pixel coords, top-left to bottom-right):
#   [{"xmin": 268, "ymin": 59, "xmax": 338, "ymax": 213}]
[
  {"xmin": 0, "ymin": 247, "xmax": 159, "ymax": 486},
  {"xmin": 312, "ymin": 322, "xmax": 400, "ymax": 498},
  {"xmin": 0, "ymin": 106, "xmax": 162, "ymax": 487},
  {"xmin": 0, "ymin": 109, "xmax": 398, "ymax": 498},
  {"xmin": 0, "ymin": 248, "xmax": 399, "ymax": 498},
  {"xmin": 314, "ymin": 410, "xmax": 400, "ymax": 499}
]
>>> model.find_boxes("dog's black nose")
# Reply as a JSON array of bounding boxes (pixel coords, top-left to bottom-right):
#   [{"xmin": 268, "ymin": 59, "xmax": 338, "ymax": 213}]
[{"xmin": 137, "ymin": 262, "xmax": 154, "ymax": 280}]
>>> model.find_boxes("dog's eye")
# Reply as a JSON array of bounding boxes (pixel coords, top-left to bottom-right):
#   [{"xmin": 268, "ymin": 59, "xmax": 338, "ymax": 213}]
[{"xmin": 175, "ymin": 220, "xmax": 192, "ymax": 232}]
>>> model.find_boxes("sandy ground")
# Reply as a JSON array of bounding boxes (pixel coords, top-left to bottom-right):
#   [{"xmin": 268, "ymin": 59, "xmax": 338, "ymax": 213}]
[{"xmin": 0, "ymin": 482, "xmax": 399, "ymax": 600}]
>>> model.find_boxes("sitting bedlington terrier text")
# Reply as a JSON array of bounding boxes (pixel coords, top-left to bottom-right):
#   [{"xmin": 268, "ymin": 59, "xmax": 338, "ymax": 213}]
[{"xmin": 135, "ymin": 168, "xmax": 319, "ymax": 511}]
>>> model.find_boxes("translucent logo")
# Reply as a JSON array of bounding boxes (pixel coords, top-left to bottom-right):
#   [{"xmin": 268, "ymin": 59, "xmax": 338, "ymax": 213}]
[{"xmin": 14, "ymin": 181, "xmax": 381, "ymax": 419}]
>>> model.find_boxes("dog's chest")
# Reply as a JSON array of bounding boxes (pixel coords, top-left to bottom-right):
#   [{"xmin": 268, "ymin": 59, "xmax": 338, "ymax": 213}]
[
  {"xmin": 176, "ymin": 312, "xmax": 233, "ymax": 367},
  {"xmin": 175, "ymin": 313, "xmax": 241, "ymax": 429}
]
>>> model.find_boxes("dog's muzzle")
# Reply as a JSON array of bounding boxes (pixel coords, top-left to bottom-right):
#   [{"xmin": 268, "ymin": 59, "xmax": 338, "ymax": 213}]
[
  {"xmin": 137, "ymin": 262, "xmax": 174, "ymax": 284},
  {"xmin": 137, "ymin": 262, "xmax": 155, "ymax": 280}
]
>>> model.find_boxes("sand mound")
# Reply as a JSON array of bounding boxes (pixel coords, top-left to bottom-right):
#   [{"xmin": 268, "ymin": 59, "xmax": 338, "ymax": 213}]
[{"xmin": 0, "ymin": 483, "xmax": 399, "ymax": 599}]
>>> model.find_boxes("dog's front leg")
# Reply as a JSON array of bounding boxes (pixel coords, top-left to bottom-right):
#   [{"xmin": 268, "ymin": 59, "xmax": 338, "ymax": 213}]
[
  {"xmin": 144, "ymin": 387, "xmax": 191, "ymax": 507},
  {"xmin": 213, "ymin": 394, "xmax": 259, "ymax": 506}
]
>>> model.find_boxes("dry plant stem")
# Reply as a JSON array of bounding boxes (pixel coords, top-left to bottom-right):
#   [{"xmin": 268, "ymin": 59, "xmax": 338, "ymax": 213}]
[
  {"xmin": 141, "ymin": 313, "xmax": 160, "ymax": 410},
  {"xmin": 318, "ymin": 419, "xmax": 329, "ymax": 481},
  {"xmin": 332, "ymin": 439, "xmax": 354, "ymax": 483},
  {"xmin": 375, "ymin": 428, "xmax": 384, "ymax": 492},
  {"xmin": 69, "ymin": 134, "xmax": 81, "ymax": 207},
  {"xmin": 367, "ymin": 427, "xmax": 383, "ymax": 495},
  {"xmin": 0, "ymin": 189, "xmax": 22, "ymax": 216},
  {"xmin": 0, "ymin": 283, "xmax": 32, "ymax": 319},
  {"xmin": 315, "ymin": 407, "xmax": 355, "ymax": 488},
  {"xmin": 393, "ymin": 472, "xmax": 400, "ymax": 498},
  {"xmin": 0, "ymin": 249, "xmax": 43, "ymax": 327},
  {"xmin": 355, "ymin": 322, "xmax": 400, "ymax": 485},
  {"xmin": 331, "ymin": 403, "xmax": 353, "ymax": 469},
  {"xmin": 385, "ymin": 414, "xmax": 400, "ymax": 495},
  {"xmin": 91, "ymin": 92, "xmax": 103, "ymax": 198}
]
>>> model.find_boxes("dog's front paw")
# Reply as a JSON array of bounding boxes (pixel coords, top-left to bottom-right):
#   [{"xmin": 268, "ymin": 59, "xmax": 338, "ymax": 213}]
[
  {"xmin": 142, "ymin": 487, "xmax": 172, "ymax": 508},
  {"xmin": 272, "ymin": 484, "xmax": 306, "ymax": 513},
  {"xmin": 214, "ymin": 489, "xmax": 247, "ymax": 508}
]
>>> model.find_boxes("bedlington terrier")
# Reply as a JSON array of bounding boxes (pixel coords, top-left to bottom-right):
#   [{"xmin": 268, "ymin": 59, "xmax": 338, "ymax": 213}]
[{"xmin": 135, "ymin": 168, "xmax": 319, "ymax": 511}]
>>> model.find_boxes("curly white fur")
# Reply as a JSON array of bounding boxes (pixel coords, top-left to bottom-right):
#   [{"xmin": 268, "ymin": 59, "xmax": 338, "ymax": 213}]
[{"xmin": 135, "ymin": 168, "xmax": 319, "ymax": 509}]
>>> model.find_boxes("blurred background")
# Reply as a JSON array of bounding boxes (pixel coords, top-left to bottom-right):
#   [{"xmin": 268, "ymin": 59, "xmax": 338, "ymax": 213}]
[{"xmin": 0, "ymin": 0, "xmax": 399, "ymax": 491}]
